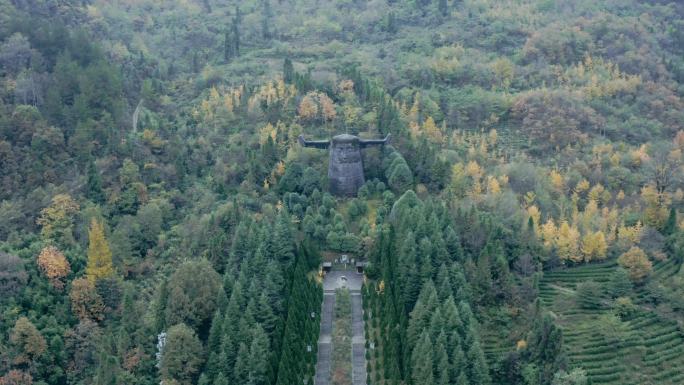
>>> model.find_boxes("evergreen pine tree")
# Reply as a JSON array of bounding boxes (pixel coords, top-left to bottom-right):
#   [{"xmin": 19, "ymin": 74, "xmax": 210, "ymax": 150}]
[
  {"xmin": 154, "ymin": 278, "xmax": 169, "ymax": 333},
  {"xmin": 273, "ymin": 212, "xmax": 295, "ymax": 266},
  {"xmin": 215, "ymin": 372, "xmax": 229, "ymax": 385},
  {"xmin": 94, "ymin": 352, "xmax": 119, "ymax": 385},
  {"xmin": 451, "ymin": 338, "xmax": 467, "ymax": 383},
  {"xmin": 456, "ymin": 371, "xmax": 470, "ymax": 385},
  {"xmin": 233, "ymin": 7, "xmax": 241, "ymax": 56},
  {"xmin": 283, "ymin": 58, "xmax": 294, "ymax": 83},
  {"xmin": 261, "ymin": 0, "xmax": 273, "ymax": 39},
  {"xmin": 467, "ymin": 340, "xmax": 491, "ymax": 385},
  {"xmin": 444, "ymin": 226, "xmax": 464, "ymax": 262},
  {"xmin": 204, "ymin": 309, "xmax": 224, "ymax": 380},
  {"xmin": 411, "ymin": 331, "xmax": 434, "ymax": 385},
  {"xmin": 442, "ymin": 296, "xmax": 463, "ymax": 345},
  {"xmin": 386, "ymin": 11, "xmax": 398, "ymax": 34},
  {"xmin": 475, "ymin": 246, "xmax": 494, "ymax": 305},
  {"xmin": 429, "ymin": 308, "xmax": 444, "ymax": 341},
  {"xmin": 664, "ymin": 207, "xmax": 677, "ymax": 235},
  {"xmin": 224, "ymin": 29, "xmax": 233, "ymax": 62},
  {"xmin": 439, "ymin": 0, "xmax": 448, "ymax": 16},
  {"xmin": 248, "ymin": 325, "xmax": 270, "ymax": 385},
  {"xmin": 450, "ymin": 263, "xmax": 471, "ymax": 303},
  {"xmin": 436, "ymin": 265, "xmax": 453, "ymax": 301},
  {"xmin": 255, "ymin": 292, "xmax": 278, "ymax": 335},
  {"xmin": 86, "ymin": 160, "xmax": 105, "ymax": 203},
  {"xmin": 527, "ymin": 312, "xmax": 566, "ymax": 384},
  {"xmin": 407, "ymin": 281, "xmax": 438, "ymax": 348},
  {"xmin": 234, "ymin": 342, "xmax": 250, "ymax": 384},
  {"xmin": 435, "ymin": 331, "xmax": 450, "ymax": 385},
  {"xmin": 220, "ymin": 289, "xmax": 243, "ymax": 380}
]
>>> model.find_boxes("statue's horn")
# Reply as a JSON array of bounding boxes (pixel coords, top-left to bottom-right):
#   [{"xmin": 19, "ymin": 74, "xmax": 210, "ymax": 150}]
[
  {"xmin": 298, "ymin": 135, "xmax": 330, "ymax": 149},
  {"xmin": 360, "ymin": 134, "xmax": 391, "ymax": 147}
]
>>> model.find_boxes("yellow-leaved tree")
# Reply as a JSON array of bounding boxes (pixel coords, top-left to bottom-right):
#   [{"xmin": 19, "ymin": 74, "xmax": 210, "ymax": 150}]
[
  {"xmin": 297, "ymin": 93, "xmax": 318, "ymax": 121},
  {"xmin": 422, "ymin": 116, "xmax": 443, "ymax": 144},
  {"xmin": 36, "ymin": 194, "xmax": 80, "ymax": 244},
  {"xmin": 549, "ymin": 170, "xmax": 565, "ymax": 194},
  {"xmin": 85, "ymin": 218, "xmax": 114, "ymax": 283},
  {"xmin": 487, "ymin": 176, "xmax": 501, "ymax": 195},
  {"xmin": 581, "ymin": 231, "xmax": 607, "ymax": 262},
  {"xmin": 540, "ymin": 218, "xmax": 557, "ymax": 249},
  {"xmin": 556, "ymin": 221, "xmax": 581, "ymax": 263}
]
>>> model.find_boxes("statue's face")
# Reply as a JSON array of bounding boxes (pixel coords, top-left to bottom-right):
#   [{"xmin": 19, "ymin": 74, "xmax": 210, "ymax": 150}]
[{"xmin": 333, "ymin": 142, "xmax": 361, "ymax": 164}]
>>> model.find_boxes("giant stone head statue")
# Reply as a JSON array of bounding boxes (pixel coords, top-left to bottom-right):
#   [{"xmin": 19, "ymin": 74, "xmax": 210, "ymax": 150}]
[{"xmin": 299, "ymin": 133, "xmax": 391, "ymax": 196}]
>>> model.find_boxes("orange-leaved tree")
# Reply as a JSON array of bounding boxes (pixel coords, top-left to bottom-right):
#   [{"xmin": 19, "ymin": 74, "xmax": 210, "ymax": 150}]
[{"xmin": 37, "ymin": 245, "xmax": 71, "ymax": 290}]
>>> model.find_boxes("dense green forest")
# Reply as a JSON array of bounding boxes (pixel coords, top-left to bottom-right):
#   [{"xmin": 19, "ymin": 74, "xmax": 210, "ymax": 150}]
[{"xmin": 1, "ymin": 0, "xmax": 684, "ymax": 384}]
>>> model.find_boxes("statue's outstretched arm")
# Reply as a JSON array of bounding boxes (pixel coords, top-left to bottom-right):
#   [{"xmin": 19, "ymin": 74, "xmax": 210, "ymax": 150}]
[
  {"xmin": 359, "ymin": 134, "xmax": 391, "ymax": 147},
  {"xmin": 298, "ymin": 135, "xmax": 330, "ymax": 149}
]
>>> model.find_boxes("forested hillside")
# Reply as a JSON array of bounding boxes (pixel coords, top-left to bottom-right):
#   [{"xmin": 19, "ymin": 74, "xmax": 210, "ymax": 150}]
[{"xmin": 1, "ymin": 0, "xmax": 684, "ymax": 384}]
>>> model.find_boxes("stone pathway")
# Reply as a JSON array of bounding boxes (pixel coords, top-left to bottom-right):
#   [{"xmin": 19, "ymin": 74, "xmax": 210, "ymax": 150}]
[{"xmin": 315, "ymin": 270, "xmax": 366, "ymax": 385}]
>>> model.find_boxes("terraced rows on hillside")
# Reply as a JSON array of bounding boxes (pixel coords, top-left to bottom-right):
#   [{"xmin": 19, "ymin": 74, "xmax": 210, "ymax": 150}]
[{"xmin": 539, "ymin": 260, "xmax": 684, "ymax": 385}]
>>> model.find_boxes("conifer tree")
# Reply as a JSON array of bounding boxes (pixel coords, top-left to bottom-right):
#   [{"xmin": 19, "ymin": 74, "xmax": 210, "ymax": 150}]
[
  {"xmin": 608, "ymin": 268, "xmax": 633, "ymax": 298},
  {"xmin": 261, "ymin": 0, "xmax": 272, "ymax": 39},
  {"xmin": 254, "ymin": 292, "xmax": 278, "ymax": 335},
  {"xmin": 86, "ymin": 218, "xmax": 114, "ymax": 283},
  {"xmin": 234, "ymin": 342, "xmax": 250, "ymax": 384},
  {"xmin": 474, "ymin": 249, "xmax": 494, "ymax": 305},
  {"xmin": 233, "ymin": 7, "xmax": 241, "ymax": 57},
  {"xmin": 436, "ymin": 266, "xmax": 453, "ymax": 301},
  {"xmin": 439, "ymin": 0, "xmax": 448, "ymax": 17},
  {"xmin": 86, "ymin": 160, "xmax": 105, "ymax": 203},
  {"xmin": 204, "ymin": 309, "xmax": 224, "ymax": 381},
  {"xmin": 215, "ymin": 372, "xmax": 229, "ymax": 385},
  {"xmin": 93, "ymin": 352, "xmax": 119, "ymax": 385},
  {"xmin": 664, "ymin": 207, "xmax": 677, "ymax": 235},
  {"xmin": 283, "ymin": 58, "xmax": 294, "ymax": 83},
  {"xmin": 411, "ymin": 331, "xmax": 434, "ymax": 385},
  {"xmin": 223, "ymin": 30, "xmax": 232, "ymax": 62},
  {"xmin": 449, "ymin": 263, "xmax": 471, "ymax": 303},
  {"xmin": 466, "ymin": 340, "xmax": 491, "ymax": 385},
  {"xmin": 527, "ymin": 312, "xmax": 566, "ymax": 384},
  {"xmin": 273, "ymin": 211, "xmax": 295, "ymax": 266},
  {"xmin": 451, "ymin": 339, "xmax": 467, "ymax": 383},
  {"xmin": 444, "ymin": 226, "xmax": 464, "ymax": 262},
  {"xmin": 435, "ymin": 332, "xmax": 450, "ymax": 385},
  {"xmin": 248, "ymin": 325, "xmax": 270, "ymax": 385},
  {"xmin": 407, "ymin": 281, "xmax": 438, "ymax": 348},
  {"xmin": 442, "ymin": 296, "xmax": 463, "ymax": 342},
  {"xmin": 154, "ymin": 278, "xmax": 169, "ymax": 333},
  {"xmin": 386, "ymin": 11, "xmax": 398, "ymax": 34}
]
